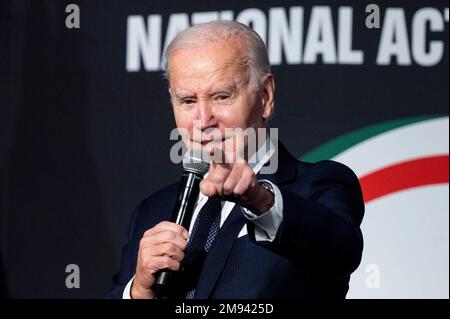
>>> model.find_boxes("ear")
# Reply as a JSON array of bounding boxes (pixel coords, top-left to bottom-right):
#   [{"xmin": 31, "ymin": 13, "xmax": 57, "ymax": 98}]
[{"xmin": 261, "ymin": 74, "xmax": 275, "ymax": 120}]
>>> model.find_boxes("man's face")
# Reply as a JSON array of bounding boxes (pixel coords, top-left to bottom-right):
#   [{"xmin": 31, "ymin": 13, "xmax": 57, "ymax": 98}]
[{"xmin": 168, "ymin": 38, "xmax": 274, "ymax": 160}]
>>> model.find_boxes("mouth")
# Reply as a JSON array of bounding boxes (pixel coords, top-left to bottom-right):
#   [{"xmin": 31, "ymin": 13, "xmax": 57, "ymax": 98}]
[
  {"xmin": 190, "ymin": 129, "xmax": 234, "ymax": 147},
  {"xmin": 198, "ymin": 138, "xmax": 225, "ymax": 146}
]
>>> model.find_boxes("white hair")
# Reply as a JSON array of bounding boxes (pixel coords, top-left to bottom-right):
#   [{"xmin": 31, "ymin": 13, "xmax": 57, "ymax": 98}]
[{"xmin": 163, "ymin": 21, "xmax": 271, "ymax": 90}]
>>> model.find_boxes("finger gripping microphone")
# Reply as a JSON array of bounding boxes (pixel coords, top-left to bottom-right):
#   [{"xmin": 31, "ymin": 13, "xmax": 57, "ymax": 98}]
[{"xmin": 154, "ymin": 150, "xmax": 210, "ymax": 299}]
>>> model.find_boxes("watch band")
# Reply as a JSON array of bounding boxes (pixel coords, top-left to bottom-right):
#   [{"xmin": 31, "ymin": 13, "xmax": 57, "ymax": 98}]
[{"xmin": 258, "ymin": 180, "xmax": 275, "ymax": 208}]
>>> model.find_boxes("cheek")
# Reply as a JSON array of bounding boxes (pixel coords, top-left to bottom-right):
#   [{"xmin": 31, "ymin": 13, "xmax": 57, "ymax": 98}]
[
  {"xmin": 215, "ymin": 107, "xmax": 232, "ymax": 122},
  {"xmin": 174, "ymin": 107, "xmax": 192, "ymax": 127},
  {"xmin": 174, "ymin": 109, "xmax": 205, "ymax": 141},
  {"xmin": 174, "ymin": 117, "xmax": 193, "ymax": 146},
  {"xmin": 214, "ymin": 108, "xmax": 244, "ymax": 130},
  {"xmin": 246, "ymin": 94, "xmax": 265, "ymax": 125},
  {"xmin": 218, "ymin": 96, "xmax": 260, "ymax": 128}
]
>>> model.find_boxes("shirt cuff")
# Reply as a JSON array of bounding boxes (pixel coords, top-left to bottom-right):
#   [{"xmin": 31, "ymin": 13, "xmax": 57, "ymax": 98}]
[
  {"xmin": 241, "ymin": 180, "xmax": 283, "ymax": 242},
  {"xmin": 122, "ymin": 275, "xmax": 135, "ymax": 299}
]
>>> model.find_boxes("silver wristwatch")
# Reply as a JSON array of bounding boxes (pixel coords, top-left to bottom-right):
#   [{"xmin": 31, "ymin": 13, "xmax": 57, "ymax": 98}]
[
  {"xmin": 258, "ymin": 180, "xmax": 274, "ymax": 195},
  {"xmin": 258, "ymin": 180, "xmax": 275, "ymax": 208}
]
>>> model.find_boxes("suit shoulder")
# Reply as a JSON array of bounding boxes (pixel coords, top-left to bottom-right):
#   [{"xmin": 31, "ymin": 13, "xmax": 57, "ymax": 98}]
[
  {"xmin": 126, "ymin": 181, "xmax": 180, "ymax": 235},
  {"xmin": 139, "ymin": 181, "xmax": 180, "ymax": 212},
  {"xmin": 299, "ymin": 159, "xmax": 360, "ymax": 184}
]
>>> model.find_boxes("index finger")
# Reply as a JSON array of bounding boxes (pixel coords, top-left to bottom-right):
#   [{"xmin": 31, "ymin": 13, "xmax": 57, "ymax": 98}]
[{"xmin": 233, "ymin": 129, "xmax": 246, "ymax": 164}]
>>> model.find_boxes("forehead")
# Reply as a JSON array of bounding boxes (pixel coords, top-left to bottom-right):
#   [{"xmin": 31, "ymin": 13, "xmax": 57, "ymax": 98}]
[{"xmin": 168, "ymin": 39, "xmax": 248, "ymax": 92}]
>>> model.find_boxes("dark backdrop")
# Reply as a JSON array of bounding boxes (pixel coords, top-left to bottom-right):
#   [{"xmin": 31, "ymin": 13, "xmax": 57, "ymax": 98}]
[{"xmin": 0, "ymin": 0, "xmax": 448, "ymax": 298}]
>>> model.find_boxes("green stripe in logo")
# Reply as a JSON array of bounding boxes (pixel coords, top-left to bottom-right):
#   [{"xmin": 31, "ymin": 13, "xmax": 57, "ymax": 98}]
[{"xmin": 299, "ymin": 115, "xmax": 443, "ymax": 163}]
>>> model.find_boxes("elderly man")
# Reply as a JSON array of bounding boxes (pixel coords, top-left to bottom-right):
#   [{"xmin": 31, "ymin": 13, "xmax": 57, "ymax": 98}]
[{"xmin": 106, "ymin": 21, "xmax": 364, "ymax": 299}]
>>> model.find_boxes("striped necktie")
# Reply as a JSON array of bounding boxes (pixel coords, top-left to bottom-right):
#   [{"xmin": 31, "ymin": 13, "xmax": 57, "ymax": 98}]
[{"xmin": 182, "ymin": 197, "xmax": 222, "ymax": 298}]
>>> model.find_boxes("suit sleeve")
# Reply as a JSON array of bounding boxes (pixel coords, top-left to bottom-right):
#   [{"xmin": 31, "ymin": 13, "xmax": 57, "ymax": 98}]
[
  {"xmin": 104, "ymin": 203, "xmax": 141, "ymax": 299},
  {"xmin": 250, "ymin": 161, "xmax": 365, "ymax": 277}
]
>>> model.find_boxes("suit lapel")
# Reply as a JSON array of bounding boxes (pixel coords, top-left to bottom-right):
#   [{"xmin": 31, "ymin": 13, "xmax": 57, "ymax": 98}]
[{"xmin": 257, "ymin": 141, "xmax": 298, "ymax": 186}]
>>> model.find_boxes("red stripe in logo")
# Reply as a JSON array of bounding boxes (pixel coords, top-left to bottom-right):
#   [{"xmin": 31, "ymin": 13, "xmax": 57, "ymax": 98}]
[{"xmin": 360, "ymin": 155, "xmax": 449, "ymax": 203}]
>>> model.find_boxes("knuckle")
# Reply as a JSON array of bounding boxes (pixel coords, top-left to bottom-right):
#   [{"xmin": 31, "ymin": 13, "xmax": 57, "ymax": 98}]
[
  {"xmin": 164, "ymin": 231, "xmax": 176, "ymax": 241},
  {"xmin": 201, "ymin": 180, "xmax": 211, "ymax": 190},
  {"xmin": 160, "ymin": 221, "xmax": 172, "ymax": 229},
  {"xmin": 162, "ymin": 256, "xmax": 172, "ymax": 268},
  {"xmin": 201, "ymin": 182, "xmax": 215, "ymax": 196},
  {"xmin": 143, "ymin": 228, "xmax": 153, "ymax": 237},
  {"xmin": 216, "ymin": 186, "xmax": 223, "ymax": 196},
  {"xmin": 233, "ymin": 187, "xmax": 242, "ymax": 196},
  {"xmin": 212, "ymin": 171, "xmax": 225, "ymax": 183},
  {"xmin": 165, "ymin": 243, "xmax": 176, "ymax": 254},
  {"xmin": 139, "ymin": 237, "xmax": 148, "ymax": 249},
  {"xmin": 153, "ymin": 259, "xmax": 163, "ymax": 270},
  {"xmin": 179, "ymin": 239, "xmax": 188, "ymax": 250},
  {"xmin": 155, "ymin": 257, "xmax": 167, "ymax": 270},
  {"xmin": 234, "ymin": 183, "xmax": 246, "ymax": 196},
  {"xmin": 170, "ymin": 259, "xmax": 181, "ymax": 271},
  {"xmin": 174, "ymin": 224, "xmax": 185, "ymax": 235},
  {"xmin": 209, "ymin": 172, "xmax": 218, "ymax": 183},
  {"xmin": 233, "ymin": 188, "xmax": 244, "ymax": 196},
  {"xmin": 222, "ymin": 182, "xmax": 233, "ymax": 194}
]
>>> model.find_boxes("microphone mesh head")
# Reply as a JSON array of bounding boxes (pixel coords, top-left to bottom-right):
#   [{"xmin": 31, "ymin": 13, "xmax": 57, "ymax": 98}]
[{"xmin": 182, "ymin": 149, "xmax": 211, "ymax": 175}]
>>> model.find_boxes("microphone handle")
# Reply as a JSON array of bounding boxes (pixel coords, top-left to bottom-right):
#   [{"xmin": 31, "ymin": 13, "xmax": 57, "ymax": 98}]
[{"xmin": 154, "ymin": 171, "xmax": 202, "ymax": 299}]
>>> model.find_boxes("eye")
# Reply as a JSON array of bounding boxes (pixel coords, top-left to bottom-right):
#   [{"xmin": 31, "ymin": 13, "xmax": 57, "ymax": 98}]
[
  {"xmin": 181, "ymin": 99, "xmax": 195, "ymax": 105},
  {"xmin": 215, "ymin": 94, "xmax": 230, "ymax": 102}
]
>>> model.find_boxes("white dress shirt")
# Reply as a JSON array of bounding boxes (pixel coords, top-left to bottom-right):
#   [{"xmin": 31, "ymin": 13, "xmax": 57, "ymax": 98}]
[{"xmin": 123, "ymin": 139, "xmax": 284, "ymax": 298}]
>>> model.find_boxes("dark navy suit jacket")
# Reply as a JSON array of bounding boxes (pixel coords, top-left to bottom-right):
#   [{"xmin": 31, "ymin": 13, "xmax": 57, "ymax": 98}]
[{"xmin": 105, "ymin": 142, "xmax": 364, "ymax": 299}]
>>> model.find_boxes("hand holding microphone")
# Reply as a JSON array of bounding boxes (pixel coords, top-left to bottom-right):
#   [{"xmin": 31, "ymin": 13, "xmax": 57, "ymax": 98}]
[
  {"xmin": 131, "ymin": 150, "xmax": 211, "ymax": 299},
  {"xmin": 131, "ymin": 221, "xmax": 189, "ymax": 299}
]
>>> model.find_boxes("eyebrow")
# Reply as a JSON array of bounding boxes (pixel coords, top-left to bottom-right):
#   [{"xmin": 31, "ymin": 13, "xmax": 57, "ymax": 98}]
[
  {"xmin": 174, "ymin": 84, "xmax": 239, "ymax": 100},
  {"xmin": 174, "ymin": 92, "xmax": 193, "ymax": 100},
  {"xmin": 210, "ymin": 85, "xmax": 237, "ymax": 95}
]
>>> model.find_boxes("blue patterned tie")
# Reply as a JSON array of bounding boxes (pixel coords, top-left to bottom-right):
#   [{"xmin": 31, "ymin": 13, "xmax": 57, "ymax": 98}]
[{"xmin": 183, "ymin": 197, "xmax": 222, "ymax": 298}]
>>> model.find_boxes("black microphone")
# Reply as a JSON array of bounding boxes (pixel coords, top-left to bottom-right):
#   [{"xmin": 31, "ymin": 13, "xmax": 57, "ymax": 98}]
[{"xmin": 153, "ymin": 150, "xmax": 210, "ymax": 299}]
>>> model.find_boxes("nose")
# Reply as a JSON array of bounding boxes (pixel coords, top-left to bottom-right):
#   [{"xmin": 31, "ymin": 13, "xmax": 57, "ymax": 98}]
[{"xmin": 197, "ymin": 99, "xmax": 217, "ymax": 130}]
